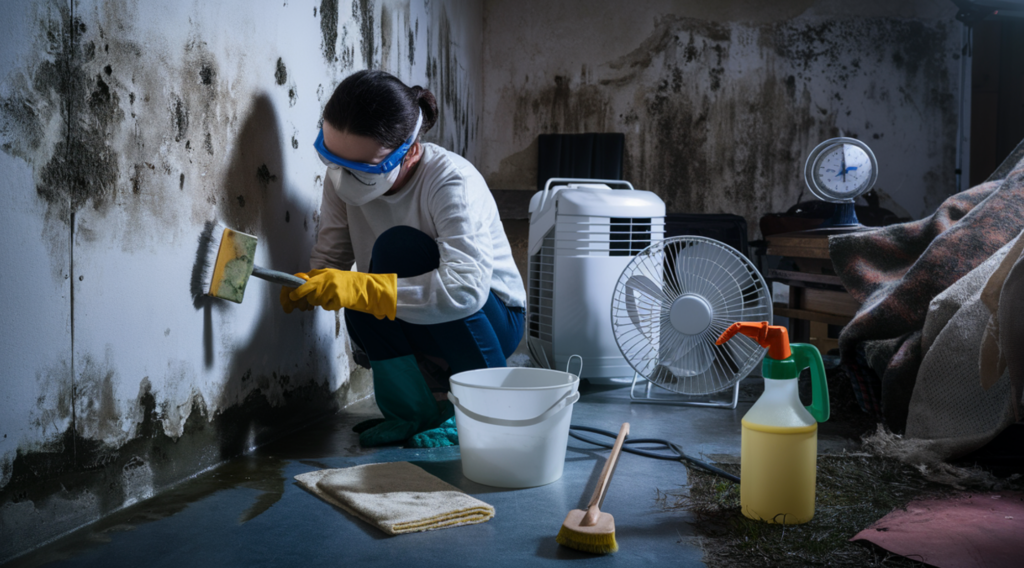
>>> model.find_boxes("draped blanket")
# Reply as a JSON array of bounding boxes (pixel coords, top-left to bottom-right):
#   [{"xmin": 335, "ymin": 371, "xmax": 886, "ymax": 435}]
[{"xmin": 829, "ymin": 153, "xmax": 1024, "ymax": 437}]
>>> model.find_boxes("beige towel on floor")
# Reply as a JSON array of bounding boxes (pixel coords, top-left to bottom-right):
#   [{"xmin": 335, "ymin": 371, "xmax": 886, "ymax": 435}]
[{"xmin": 294, "ymin": 462, "xmax": 494, "ymax": 535}]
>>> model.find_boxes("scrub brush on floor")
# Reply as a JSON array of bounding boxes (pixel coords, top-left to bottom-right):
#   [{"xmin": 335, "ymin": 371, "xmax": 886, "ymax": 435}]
[{"xmin": 556, "ymin": 422, "xmax": 629, "ymax": 554}]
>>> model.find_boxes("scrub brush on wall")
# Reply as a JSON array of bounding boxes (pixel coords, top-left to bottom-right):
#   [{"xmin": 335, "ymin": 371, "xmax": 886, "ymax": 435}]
[
  {"xmin": 556, "ymin": 422, "xmax": 629, "ymax": 554},
  {"xmin": 192, "ymin": 220, "xmax": 305, "ymax": 304}
]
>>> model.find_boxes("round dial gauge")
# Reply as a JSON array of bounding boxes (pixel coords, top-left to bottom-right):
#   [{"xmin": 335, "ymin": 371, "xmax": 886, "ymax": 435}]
[{"xmin": 803, "ymin": 137, "xmax": 878, "ymax": 203}]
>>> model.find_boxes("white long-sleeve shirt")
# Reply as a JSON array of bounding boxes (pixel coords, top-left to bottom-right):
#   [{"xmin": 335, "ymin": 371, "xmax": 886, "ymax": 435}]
[{"xmin": 309, "ymin": 143, "xmax": 526, "ymax": 325}]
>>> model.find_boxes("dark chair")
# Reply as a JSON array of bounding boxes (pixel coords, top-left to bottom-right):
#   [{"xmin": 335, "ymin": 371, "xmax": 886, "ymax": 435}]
[{"xmin": 537, "ymin": 133, "xmax": 625, "ymax": 189}]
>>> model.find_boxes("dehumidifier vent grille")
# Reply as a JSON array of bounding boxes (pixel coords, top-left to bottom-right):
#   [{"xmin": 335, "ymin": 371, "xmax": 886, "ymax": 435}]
[
  {"xmin": 610, "ymin": 217, "xmax": 657, "ymax": 256},
  {"xmin": 528, "ymin": 227, "xmax": 555, "ymax": 342},
  {"xmin": 556, "ymin": 216, "xmax": 665, "ymax": 256}
]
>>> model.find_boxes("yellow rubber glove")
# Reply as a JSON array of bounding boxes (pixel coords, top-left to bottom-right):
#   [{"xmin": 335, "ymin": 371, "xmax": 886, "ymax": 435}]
[
  {"xmin": 290, "ymin": 268, "xmax": 398, "ymax": 320},
  {"xmin": 280, "ymin": 273, "xmax": 313, "ymax": 313}
]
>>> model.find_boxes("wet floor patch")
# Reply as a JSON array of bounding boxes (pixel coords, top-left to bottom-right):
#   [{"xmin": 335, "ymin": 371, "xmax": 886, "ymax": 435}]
[{"xmin": 4, "ymin": 455, "xmax": 286, "ymax": 568}]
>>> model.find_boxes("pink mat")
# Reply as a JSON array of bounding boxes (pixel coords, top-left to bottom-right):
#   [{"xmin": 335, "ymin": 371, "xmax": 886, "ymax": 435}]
[{"xmin": 851, "ymin": 492, "xmax": 1024, "ymax": 568}]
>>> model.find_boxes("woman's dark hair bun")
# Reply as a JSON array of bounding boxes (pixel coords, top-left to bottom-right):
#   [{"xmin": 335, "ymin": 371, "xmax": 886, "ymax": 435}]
[
  {"xmin": 411, "ymin": 86, "xmax": 438, "ymax": 134},
  {"xmin": 322, "ymin": 70, "xmax": 439, "ymax": 150}
]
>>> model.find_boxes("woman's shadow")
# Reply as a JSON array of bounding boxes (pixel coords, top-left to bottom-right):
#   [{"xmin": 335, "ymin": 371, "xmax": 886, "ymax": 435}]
[{"xmin": 194, "ymin": 93, "xmax": 347, "ymax": 462}]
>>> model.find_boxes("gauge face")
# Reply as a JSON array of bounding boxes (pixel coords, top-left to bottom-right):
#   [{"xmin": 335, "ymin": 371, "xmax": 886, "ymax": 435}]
[{"xmin": 804, "ymin": 137, "xmax": 878, "ymax": 203}]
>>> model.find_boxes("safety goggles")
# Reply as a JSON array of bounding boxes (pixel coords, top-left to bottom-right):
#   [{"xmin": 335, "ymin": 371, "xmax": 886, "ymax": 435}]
[{"xmin": 313, "ymin": 111, "xmax": 423, "ymax": 175}]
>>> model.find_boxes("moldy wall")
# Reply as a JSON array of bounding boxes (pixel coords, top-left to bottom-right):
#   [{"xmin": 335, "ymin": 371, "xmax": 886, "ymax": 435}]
[
  {"xmin": 0, "ymin": 0, "xmax": 482, "ymax": 561},
  {"xmin": 480, "ymin": 0, "xmax": 963, "ymax": 233}
]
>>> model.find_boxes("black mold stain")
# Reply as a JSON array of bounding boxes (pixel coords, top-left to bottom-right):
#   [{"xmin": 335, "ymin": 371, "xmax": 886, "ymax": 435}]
[
  {"xmin": 291, "ymin": 135, "xmax": 298, "ymax": 149},
  {"xmin": 274, "ymin": 58, "xmax": 287, "ymax": 85},
  {"xmin": 288, "ymin": 87, "xmax": 297, "ymax": 107},
  {"xmin": 179, "ymin": 173, "xmax": 185, "ymax": 190},
  {"xmin": 500, "ymin": 15, "xmax": 956, "ymax": 233},
  {"xmin": 103, "ymin": 64, "xmax": 111, "ymax": 75},
  {"xmin": 199, "ymin": 64, "xmax": 214, "ymax": 85},
  {"xmin": 0, "ymin": 3, "xmax": 124, "ymax": 223},
  {"xmin": 173, "ymin": 97, "xmax": 189, "ymax": 142},
  {"xmin": 256, "ymin": 164, "xmax": 277, "ymax": 188},
  {"xmin": 320, "ymin": 0, "xmax": 338, "ymax": 64},
  {"xmin": 204, "ymin": 132, "xmax": 214, "ymax": 155},
  {"xmin": 340, "ymin": 27, "xmax": 355, "ymax": 69},
  {"xmin": 424, "ymin": 6, "xmax": 474, "ymax": 156},
  {"xmin": 357, "ymin": 0, "xmax": 375, "ymax": 69},
  {"xmin": 408, "ymin": 26, "xmax": 415, "ymax": 67},
  {"xmin": 380, "ymin": 3, "xmax": 391, "ymax": 69},
  {"xmin": 129, "ymin": 162, "xmax": 155, "ymax": 195}
]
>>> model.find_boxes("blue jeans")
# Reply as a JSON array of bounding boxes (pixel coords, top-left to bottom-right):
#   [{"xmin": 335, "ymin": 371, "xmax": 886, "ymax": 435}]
[{"xmin": 344, "ymin": 226, "xmax": 524, "ymax": 372}]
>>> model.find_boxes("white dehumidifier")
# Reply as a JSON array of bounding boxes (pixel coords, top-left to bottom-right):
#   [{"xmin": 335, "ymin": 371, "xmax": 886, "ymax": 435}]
[{"xmin": 526, "ymin": 178, "xmax": 666, "ymax": 384}]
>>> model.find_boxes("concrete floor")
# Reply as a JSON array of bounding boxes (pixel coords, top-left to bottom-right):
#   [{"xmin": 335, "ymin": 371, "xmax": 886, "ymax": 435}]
[{"xmin": 6, "ymin": 380, "xmax": 857, "ymax": 568}]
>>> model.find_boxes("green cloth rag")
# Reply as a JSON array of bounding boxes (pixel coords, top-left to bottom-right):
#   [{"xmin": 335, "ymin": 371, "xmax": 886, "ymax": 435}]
[{"xmin": 407, "ymin": 418, "xmax": 459, "ymax": 448}]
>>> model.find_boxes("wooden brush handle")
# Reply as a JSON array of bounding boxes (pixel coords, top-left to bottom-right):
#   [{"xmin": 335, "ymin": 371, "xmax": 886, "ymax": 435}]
[{"xmin": 582, "ymin": 422, "xmax": 629, "ymax": 525}]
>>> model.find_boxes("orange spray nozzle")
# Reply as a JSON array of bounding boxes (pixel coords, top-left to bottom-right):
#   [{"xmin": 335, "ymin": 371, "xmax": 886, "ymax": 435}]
[{"xmin": 715, "ymin": 321, "xmax": 791, "ymax": 360}]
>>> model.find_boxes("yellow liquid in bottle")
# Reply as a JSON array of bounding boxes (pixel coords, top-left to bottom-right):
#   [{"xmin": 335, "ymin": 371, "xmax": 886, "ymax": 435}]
[{"xmin": 740, "ymin": 420, "xmax": 817, "ymax": 525}]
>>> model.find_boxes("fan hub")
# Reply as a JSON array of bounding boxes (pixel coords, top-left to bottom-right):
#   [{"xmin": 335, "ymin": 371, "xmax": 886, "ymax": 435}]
[{"xmin": 669, "ymin": 294, "xmax": 713, "ymax": 336}]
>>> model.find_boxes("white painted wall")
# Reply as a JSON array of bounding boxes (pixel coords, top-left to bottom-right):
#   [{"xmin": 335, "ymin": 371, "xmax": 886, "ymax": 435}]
[
  {"xmin": 480, "ymin": 0, "xmax": 963, "ymax": 231},
  {"xmin": 0, "ymin": 0, "xmax": 482, "ymax": 559}
]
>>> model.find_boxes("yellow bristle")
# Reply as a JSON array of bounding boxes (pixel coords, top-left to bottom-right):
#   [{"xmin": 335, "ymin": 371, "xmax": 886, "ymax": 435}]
[{"xmin": 556, "ymin": 525, "xmax": 618, "ymax": 554}]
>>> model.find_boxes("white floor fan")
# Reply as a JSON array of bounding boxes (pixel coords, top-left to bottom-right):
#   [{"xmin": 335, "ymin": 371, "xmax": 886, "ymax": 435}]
[{"xmin": 610, "ymin": 236, "xmax": 772, "ymax": 408}]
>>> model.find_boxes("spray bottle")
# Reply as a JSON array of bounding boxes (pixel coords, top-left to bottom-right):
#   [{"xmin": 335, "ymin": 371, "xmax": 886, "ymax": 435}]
[{"xmin": 716, "ymin": 321, "xmax": 829, "ymax": 525}]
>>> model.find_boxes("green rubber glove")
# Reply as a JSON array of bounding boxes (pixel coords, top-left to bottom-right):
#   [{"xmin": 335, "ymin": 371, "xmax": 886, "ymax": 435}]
[{"xmin": 359, "ymin": 355, "xmax": 452, "ymax": 447}]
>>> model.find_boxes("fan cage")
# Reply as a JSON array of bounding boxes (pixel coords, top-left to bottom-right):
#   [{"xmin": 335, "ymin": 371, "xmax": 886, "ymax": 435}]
[{"xmin": 610, "ymin": 236, "xmax": 772, "ymax": 396}]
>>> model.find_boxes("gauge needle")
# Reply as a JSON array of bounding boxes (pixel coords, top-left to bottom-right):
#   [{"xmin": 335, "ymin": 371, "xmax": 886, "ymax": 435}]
[
  {"xmin": 841, "ymin": 151, "xmax": 846, "ymax": 183},
  {"xmin": 834, "ymin": 166, "xmax": 858, "ymax": 178}
]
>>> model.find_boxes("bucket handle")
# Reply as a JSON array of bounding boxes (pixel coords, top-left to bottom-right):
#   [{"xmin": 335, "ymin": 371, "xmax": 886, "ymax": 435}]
[
  {"xmin": 447, "ymin": 389, "xmax": 581, "ymax": 428},
  {"xmin": 566, "ymin": 354, "xmax": 583, "ymax": 377}
]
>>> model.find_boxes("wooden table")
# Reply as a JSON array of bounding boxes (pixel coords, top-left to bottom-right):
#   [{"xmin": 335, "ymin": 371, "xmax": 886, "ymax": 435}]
[{"xmin": 765, "ymin": 229, "xmax": 864, "ymax": 353}]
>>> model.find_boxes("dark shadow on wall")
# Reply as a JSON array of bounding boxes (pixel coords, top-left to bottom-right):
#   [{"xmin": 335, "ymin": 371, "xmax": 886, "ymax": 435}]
[{"xmin": 209, "ymin": 94, "xmax": 341, "ymax": 463}]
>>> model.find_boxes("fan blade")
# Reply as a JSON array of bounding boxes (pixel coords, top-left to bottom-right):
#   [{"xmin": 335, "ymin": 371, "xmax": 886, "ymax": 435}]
[
  {"xmin": 672, "ymin": 241, "xmax": 721, "ymax": 297},
  {"xmin": 624, "ymin": 275, "xmax": 668, "ymax": 343}
]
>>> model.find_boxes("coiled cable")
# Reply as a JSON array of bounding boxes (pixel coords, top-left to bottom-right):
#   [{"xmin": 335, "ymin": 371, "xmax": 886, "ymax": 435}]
[{"xmin": 569, "ymin": 424, "xmax": 741, "ymax": 484}]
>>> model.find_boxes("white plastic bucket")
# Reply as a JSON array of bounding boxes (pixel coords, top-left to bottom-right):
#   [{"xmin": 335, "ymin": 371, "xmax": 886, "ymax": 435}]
[{"xmin": 448, "ymin": 360, "xmax": 581, "ymax": 488}]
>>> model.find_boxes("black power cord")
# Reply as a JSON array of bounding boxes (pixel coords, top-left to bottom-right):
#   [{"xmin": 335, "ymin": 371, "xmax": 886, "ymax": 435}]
[{"xmin": 569, "ymin": 425, "xmax": 741, "ymax": 484}]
